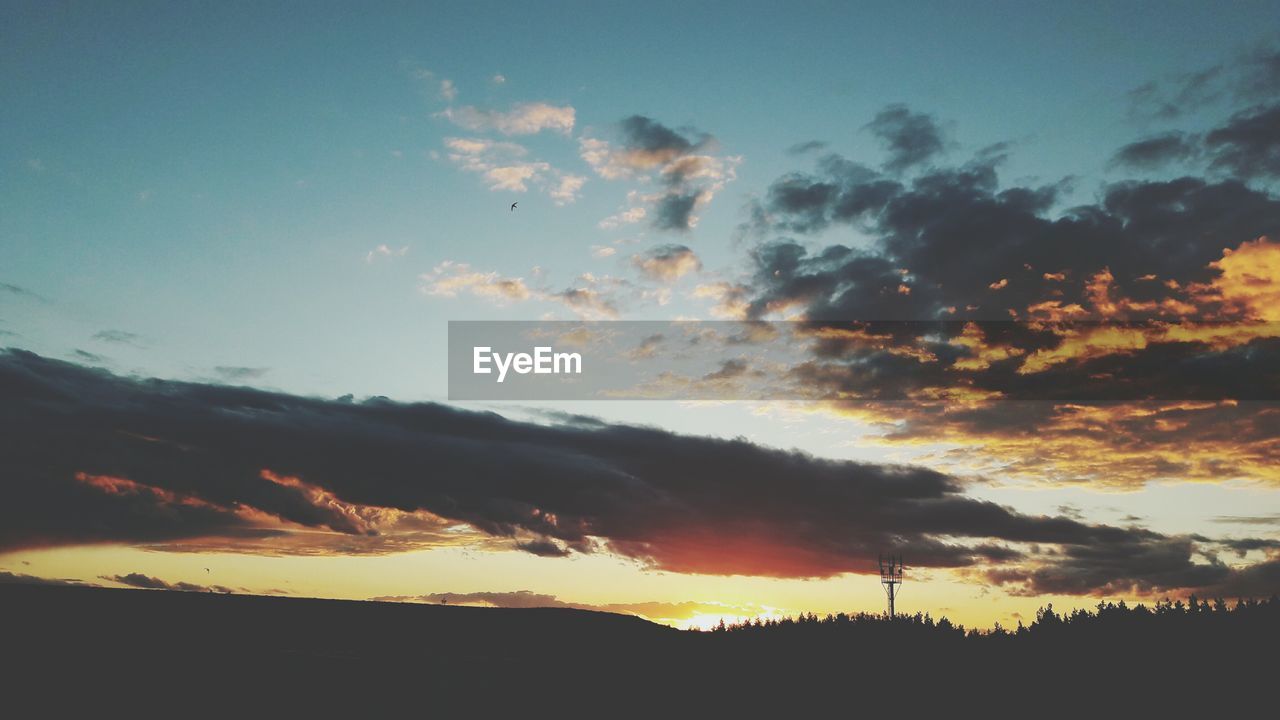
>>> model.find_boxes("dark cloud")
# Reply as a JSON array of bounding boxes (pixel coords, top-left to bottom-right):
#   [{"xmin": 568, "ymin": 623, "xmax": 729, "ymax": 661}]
[
  {"xmin": 619, "ymin": 115, "xmax": 701, "ymax": 156},
  {"xmin": 0, "ymin": 571, "xmax": 93, "ymax": 587},
  {"xmin": 515, "ymin": 539, "xmax": 570, "ymax": 557},
  {"xmin": 375, "ymin": 589, "xmax": 746, "ymax": 622},
  {"xmin": 71, "ymin": 349, "xmax": 107, "ymax": 363},
  {"xmin": 726, "ymin": 98, "xmax": 1280, "ymax": 492},
  {"xmin": 865, "ymin": 104, "xmax": 947, "ymax": 173},
  {"xmin": 1207, "ymin": 558, "xmax": 1280, "ymax": 598},
  {"xmin": 985, "ymin": 536, "xmax": 1232, "ymax": 597},
  {"xmin": 102, "ymin": 572, "xmax": 233, "ymax": 593},
  {"xmin": 1110, "ymin": 132, "xmax": 1199, "ymax": 170},
  {"xmin": 1203, "ymin": 103, "xmax": 1280, "ymax": 179},
  {"xmin": 5, "ymin": 348, "xmax": 1271, "ymax": 595},
  {"xmin": 748, "ymin": 147, "xmax": 1280, "ymax": 322},
  {"xmin": 1216, "ymin": 537, "xmax": 1280, "ymax": 555},
  {"xmin": 653, "ymin": 192, "xmax": 703, "ymax": 232},
  {"xmin": 1213, "ymin": 515, "xmax": 1280, "ymax": 526}
]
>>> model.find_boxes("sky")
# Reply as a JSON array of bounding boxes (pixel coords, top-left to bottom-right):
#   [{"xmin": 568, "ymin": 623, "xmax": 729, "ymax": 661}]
[{"xmin": 2, "ymin": 1, "xmax": 1280, "ymax": 630}]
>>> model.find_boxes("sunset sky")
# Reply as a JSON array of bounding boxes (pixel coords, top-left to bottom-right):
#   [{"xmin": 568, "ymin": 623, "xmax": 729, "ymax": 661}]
[{"xmin": 3, "ymin": 1, "xmax": 1279, "ymax": 630}]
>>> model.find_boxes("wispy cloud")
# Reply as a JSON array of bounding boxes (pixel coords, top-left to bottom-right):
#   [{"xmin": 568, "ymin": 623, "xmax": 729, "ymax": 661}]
[
  {"xmin": 213, "ymin": 366, "xmax": 270, "ymax": 382},
  {"xmin": 632, "ymin": 244, "xmax": 702, "ymax": 282},
  {"xmin": 420, "ymin": 262, "xmax": 624, "ymax": 318},
  {"xmin": 365, "ymin": 244, "xmax": 409, "ymax": 263},
  {"xmin": 439, "ymin": 102, "xmax": 575, "ymax": 136},
  {"xmin": 443, "ymin": 137, "xmax": 585, "ymax": 204},
  {"xmin": 91, "ymin": 330, "xmax": 145, "ymax": 347},
  {"xmin": 420, "ymin": 261, "xmax": 533, "ymax": 302}
]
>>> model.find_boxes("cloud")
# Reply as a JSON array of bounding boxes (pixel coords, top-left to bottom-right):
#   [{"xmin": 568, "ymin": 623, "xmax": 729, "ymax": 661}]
[
  {"xmin": 443, "ymin": 136, "xmax": 583, "ymax": 203},
  {"xmin": 1127, "ymin": 45, "xmax": 1280, "ymax": 120},
  {"xmin": 1128, "ymin": 67, "xmax": 1225, "ymax": 120},
  {"xmin": 717, "ymin": 98, "xmax": 1280, "ymax": 489},
  {"xmin": 652, "ymin": 191, "xmax": 706, "ymax": 231},
  {"xmin": 213, "ymin": 366, "xmax": 270, "ymax": 382},
  {"xmin": 787, "ymin": 140, "xmax": 828, "ymax": 155},
  {"xmin": 439, "ymin": 78, "xmax": 457, "ymax": 102},
  {"xmin": 598, "ymin": 205, "xmax": 647, "ymax": 230},
  {"xmin": 580, "ymin": 116, "xmax": 739, "ymax": 231},
  {"xmin": 101, "ymin": 572, "xmax": 233, "ymax": 593},
  {"xmin": 3, "ymin": 348, "xmax": 1276, "ymax": 598},
  {"xmin": 746, "ymin": 149, "xmax": 1280, "ymax": 323},
  {"xmin": 374, "ymin": 589, "xmax": 769, "ymax": 625},
  {"xmin": 549, "ymin": 174, "xmax": 587, "ymax": 205},
  {"xmin": 0, "ymin": 282, "xmax": 48, "ymax": 303},
  {"xmin": 1203, "ymin": 103, "xmax": 1280, "ymax": 180},
  {"xmin": 1112, "ymin": 103, "xmax": 1280, "ymax": 180},
  {"xmin": 546, "ymin": 281, "xmax": 622, "ymax": 319},
  {"xmin": 0, "ymin": 571, "xmax": 93, "ymax": 587},
  {"xmin": 439, "ymin": 102, "xmax": 575, "ymax": 135},
  {"xmin": 365, "ymin": 244, "xmax": 409, "ymax": 263},
  {"xmin": 1212, "ymin": 515, "xmax": 1280, "ymax": 526},
  {"xmin": 420, "ymin": 262, "xmax": 624, "ymax": 318},
  {"xmin": 1110, "ymin": 132, "xmax": 1200, "ymax": 170},
  {"xmin": 420, "ymin": 261, "xmax": 533, "ymax": 302},
  {"xmin": 91, "ymin": 330, "xmax": 144, "ymax": 347},
  {"xmin": 631, "ymin": 244, "xmax": 702, "ymax": 282},
  {"xmin": 865, "ymin": 104, "xmax": 947, "ymax": 173},
  {"xmin": 691, "ymin": 282, "xmax": 751, "ymax": 319}
]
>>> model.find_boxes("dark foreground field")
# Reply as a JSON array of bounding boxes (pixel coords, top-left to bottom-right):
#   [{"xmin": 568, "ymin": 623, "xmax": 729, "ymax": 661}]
[{"xmin": 2, "ymin": 584, "xmax": 1272, "ymax": 714}]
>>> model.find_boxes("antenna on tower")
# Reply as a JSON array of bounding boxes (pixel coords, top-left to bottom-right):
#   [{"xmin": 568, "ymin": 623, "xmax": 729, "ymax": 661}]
[{"xmin": 878, "ymin": 553, "xmax": 905, "ymax": 618}]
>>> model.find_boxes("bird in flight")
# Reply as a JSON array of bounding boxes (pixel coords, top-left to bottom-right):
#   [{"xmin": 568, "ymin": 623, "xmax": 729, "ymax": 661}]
[{"xmin": 510, "ymin": 202, "xmax": 518, "ymax": 212}]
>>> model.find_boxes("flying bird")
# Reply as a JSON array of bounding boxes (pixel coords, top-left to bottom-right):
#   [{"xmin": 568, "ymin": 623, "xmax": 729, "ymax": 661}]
[{"xmin": 510, "ymin": 202, "xmax": 518, "ymax": 212}]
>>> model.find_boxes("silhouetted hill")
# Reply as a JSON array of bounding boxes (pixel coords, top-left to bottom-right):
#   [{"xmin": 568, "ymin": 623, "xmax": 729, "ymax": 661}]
[{"xmin": 3, "ymin": 584, "xmax": 1272, "ymax": 714}]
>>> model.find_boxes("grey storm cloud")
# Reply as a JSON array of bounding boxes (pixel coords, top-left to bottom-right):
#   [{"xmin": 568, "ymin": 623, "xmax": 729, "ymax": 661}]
[
  {"xmin": 1110, "ymin": 132, "xmax": 1201, "ymax": 170},
  {"xmin": 653, "ymin": 191, "xmax": 704, "ymax": 232},
  {"xmin": 1112, "ymin": 104, "xmax": 1280, "ymax": 180},
  {"xmin": 618, "ymin": 114, "xmax": 706, "ymax": 157},
  {"xmin": 747, "ymin": 147, "xmax": 1280, "ymax": 322},
  {"xmin": 1204, "ymin": 103, "xmax": 1280, "ymax": 180},
  {"xmin": 3, "ymin": 348, "xmax": 1274, "ymax": 595},
  {"xmin": 596, "ymin": 115, "xmax": 730, "ymax": 232},
  {"xmin": 865, "ymin": 104, "xmax": 947, "ymax": 174}
]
